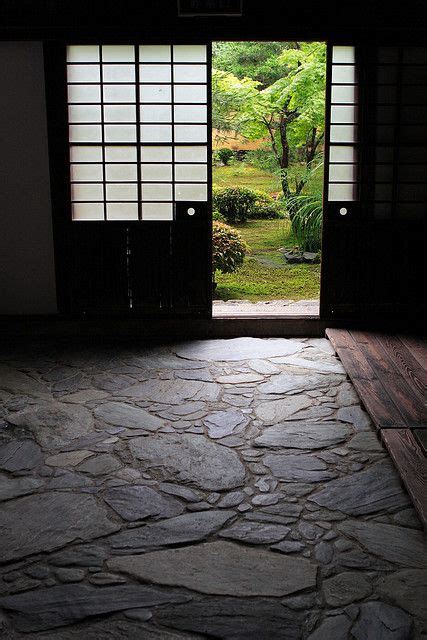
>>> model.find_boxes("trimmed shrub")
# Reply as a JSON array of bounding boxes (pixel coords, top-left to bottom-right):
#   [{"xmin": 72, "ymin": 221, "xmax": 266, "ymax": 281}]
[
  {"xmin": 213, "ymin": 186, "xmax": 257, "ymax": 223},
  {"xmin": 212, "ymin": 209, "xmax": 226, "ymax": 222},
  {"xmin": 216, "ymin": 148, "xmax": 234, "ymax": 166},
  {"xmin": 250, "ymin": 190, "xmax": 284, "ymax": 219},
  {"xmin": 212, "ymin": 221, "xmax": 247, "ymax": 274}
]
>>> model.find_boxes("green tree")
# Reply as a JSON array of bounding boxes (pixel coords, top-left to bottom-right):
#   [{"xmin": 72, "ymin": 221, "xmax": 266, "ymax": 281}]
[{"xmin": 212, "ymin": 42, "xmax": 326, "ymax": 197}]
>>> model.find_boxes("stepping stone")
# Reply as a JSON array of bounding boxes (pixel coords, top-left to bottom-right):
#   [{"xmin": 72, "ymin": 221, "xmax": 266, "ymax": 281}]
[
  {"xmin": 109, "ymin": 511, "xmax": 235, "ymax": 551},
  {"xmin": 0, "ymin": 583, "xmax": 189, "ymax": 632},
  {"xmin": 0, "ymin": 439, "xmax": 43, "ymax": 471},
  {"xmin": 0, "ymin": 493, "xmax": 120, "ymax": 563},
  {"xmin": 94, "ymin": 402, "xmax": 165, "ymax": 431},
  {"xmin": 337, "ymin": 520, "xmax": 427, "ymax": 568},
  {"xmin": 264, "ymin": 453, "xmax": 337, "ymax": 483},
  {"xmin": 203, "ymin": 410, "xmax": 247, "ymax": 439},
  {"xmin": 377, "ymin": 569, "xmax": 427, "ymax": 620},
  {"xmin": 0, "ymin": 365, "xmax": 50, "ymax": 397},
  {"xmin": 108, "ymin": 541, "xmax": 317, "ymax": 596},
  {"xmin": 122, "ymin": 379, "xmax": 220, "ymax": 404},
  {"xmin": 0, "ymin": 473, "xmax": 43, "ymax": 502},
  {"xmin": 351, "ymin": 601, "xmax": 412, "ymax": 640},
  {"xmin": 175, "ymin": 338, "xmax": 303, "ymax": 362},
  {"xmin": 7, "ymin": 401, "xmax": 93, "ymax": 448},
  {"xmin": 129, "ymin": 433, "xmax": 246, "ymax": 491},
  {"xmin": 323, "ymin": 571, "xmax": 372, "ymax": 606},
  {"xmin": 255, "ymin": 396, "xmax": 312, "ymax": 424},
  {"xmin": 254, "ymin": 422, "xmax": 352, "ymax": 450},
  {"xmin": 154, "ymin": 598, "xmax": 302, "ymax": 640},
  {"xmin": 104, "ymin": 485, "xmax": 184, "ymax": 521},
  {"xmin": 308, "ymin": 461, "xmax": 410, "ymax": 515},
  {"xmin": 219, "ymin": 521, "xmax": 290, "ymax": 544}
]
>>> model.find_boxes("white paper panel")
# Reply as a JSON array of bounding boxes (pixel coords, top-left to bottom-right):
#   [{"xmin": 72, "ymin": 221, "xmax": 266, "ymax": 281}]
[
  {"xmin": 173, "ymin": 45, "xmax": 206, "ymax": 62},
  {"xmin": 104, "ymin": 146, "xmax": 137, "ymax": 162},
  {"xmin": 331, "ymin": 85, "xmax": 357, "ymax": 104},
  {"xmin": 140, "ymin": 84, "xmax": 172, "ymax": 103},
  {"xmin": 173, "ymin": 64, "xmax": 206, "ymax": 83},
  {"xmin": 103, "ymin": 84, "xmax": 136, "ymax": 103},
  {"xmin": 67, "ymin": 65, "xmax": 100, "ymax": 83},
  {"xmin": 106, "ymin": 183, "xmax": 138, "ymax": 201},
  {"xmin": 141, "ymin": 183, "xmax": 173, "ymax": 201},
  {"xmin": 104, "ymin": 124, "xmax": 137, "ymax": 142},
  {"xmin": 106, "ymin": 202, "xmax": 138, "ymax": 220},
  {"xmin": 175, "ymin": 146, "xmax": 207, "ymax": 162},
  {"xmin": 329, "ymin": 145, "xmax": 357, "ymax": 163},
  {"xmin": 68, "ymin": 105, "xmax": 101, "ymax": 123},
  {"xmin": 331, "ymin": 65, "xmax": 356, "ymax": 84},
  {"xmin": 332, "ymin": 46, "xmax": 355, "ymax": 64},
  {"xmin": 140, "ymin": 146, "xmax": 172, "ymax": 162},
  {"xmin": 330, "ymin": 124, "xmax": 357, "ymax": 143},
  {"xmin": 328, "ymin": 183, "xmax": 357, "ymax": 201},
  {"xmin": 140, "ymin": 64, "xmax": 171, "ymax": 83},
  {"xmin": 140, "ymin": 124, "xmax": 172, "ymax": 142},
  {"xmin": 174, "ymin": 84, "xmax": 207, "ymax": 103},
  {"xmin": 104, "ymin": 105, "xmax": 136, "ymax": 122},
  {"xmin": 102, "ymin": 45, "xmax": 135, "ymax": 62},
  {"xmin": 71, "ymin": 183, "xmax": 104, "ymax": 201},
  {"xmin": 70, "ymin": 146, "xmax": 103, "ymax": 162},
  {"xmin": 174, "ymin": 164, "xmax": 207, "ymax": 182},
  {"xmin": 141, "ymin": 164, "xmax": 172, "ymax": 181},
  {"xmin": 67, "ymin": 46, "xmax": 100, "ymax": 63},
  {"xmin": 102, "ymin": 64, "xmax": 135, "ymax": 83},
  {"xmin": 140, "ymin": 105, "xmax": 172, "ymax": 123},
  {"xmin": 175, "ymin": 183, "xmax": 207, "ymax": 201},
  {"xmin": 329, "ymin": 164, "xmax": 357, "ymax": 182},
  {"xmin": 174, "ymin": 105, "xmax": 207, "ymax": 123},
  {"xmin": 139, "ymin": 45, "xmax": 171, "ymax": 63},
  {"xmin": 141, "ymin": 203, "xmax": 173, "ymax": 220},
  {"xmin": 72, "ymin": 202, "xmax": 104, "ymax": 220},
  {"xmin": 174, "ymin": 125, "xmax": 207, "ymax": 142},
  {"xmin": 69, "ymin": 124, "xmax": 102, "ymax": 143},
  {"xmin": 68, "ymin": 84, "xmax": 101, "ymax": 103},
  {"xmin": 331, "ymin": 105, "xmax": 357, "ymax": 124},
  {"xmin": 105, "ymin": 164, "xmax": 138, "ymax": 181},
  {"xmin": 70, "ymin": 164, "xmax": 103, "ymax": 182}
]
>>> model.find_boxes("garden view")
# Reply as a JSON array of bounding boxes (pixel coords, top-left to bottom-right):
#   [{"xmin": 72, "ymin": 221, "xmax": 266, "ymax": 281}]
[{"xmin": 211, "ymin": 41, "xmax": 326, "ymax": 309}]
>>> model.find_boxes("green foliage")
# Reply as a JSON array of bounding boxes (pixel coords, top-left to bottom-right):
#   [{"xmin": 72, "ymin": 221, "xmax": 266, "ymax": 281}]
[
  {"xmin": 287, "ymin": 193, "xmax": 323, "ymax": 252},
  {"xmin": 250, "ymin": 190, "xmax": 284, "ymax": 219},
  {"xmin": 212, "ymin": 221, "xmax": 247, "ymax": 274},
  {"xmin": 212, "ymin": 209, "xmax": 226, "ymax": 222},
  {"xmin": 216, "ymin": 148, "xmax": 234, "ymax": 166},
  {"xmin": 213, "ymin": 186, "xmax": 257, "ymax": 223}
]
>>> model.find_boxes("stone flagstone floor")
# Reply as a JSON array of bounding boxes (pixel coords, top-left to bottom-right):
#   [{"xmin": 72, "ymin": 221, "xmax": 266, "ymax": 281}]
[{"xmin": 0, "ymin": 337, "xmax": 425, "ymax": 639}]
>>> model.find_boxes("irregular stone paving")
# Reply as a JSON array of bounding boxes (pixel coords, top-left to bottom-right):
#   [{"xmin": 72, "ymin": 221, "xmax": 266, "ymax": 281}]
[{"xmin": 0, "ymin": 337, "xmax": 425, "ymax": 640}]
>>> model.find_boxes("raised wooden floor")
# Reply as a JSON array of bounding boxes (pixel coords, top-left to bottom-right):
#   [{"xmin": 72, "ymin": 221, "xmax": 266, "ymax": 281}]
[{"xmin": 326, "ymin": 328, "xmax": 427, "ymax": 528}]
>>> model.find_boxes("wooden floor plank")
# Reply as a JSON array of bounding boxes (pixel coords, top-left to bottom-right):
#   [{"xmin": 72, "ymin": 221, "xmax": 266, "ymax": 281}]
[
  {"xmin": 349, "ymin": 376, "xmax": 406, "ymax": 429},
  {"xmin": 381, "ymin": 429, "xmax": 427, "ymax": 529},
  {"xmin": 379, "ymin": 334, "xmax": 427, "ymax": 402},
  {"xmin": 399, "ymin": 335, "xmax": 427, "ymax": 370},
  {"xmin": 326, "ymin": 329, "xmax": 377, "ymax": 381}
]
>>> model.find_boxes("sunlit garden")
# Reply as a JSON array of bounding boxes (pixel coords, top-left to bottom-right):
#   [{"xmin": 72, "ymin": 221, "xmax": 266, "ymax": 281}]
[{"xmin": 211, "ymin": 41, "xmax": 326, "ymax": 302}]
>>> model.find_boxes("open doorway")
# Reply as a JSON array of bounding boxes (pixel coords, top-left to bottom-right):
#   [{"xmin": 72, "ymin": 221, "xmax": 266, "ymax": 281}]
[{"xmin": 211, "ymin": 41, "xmax": 326, "ymax": 317}]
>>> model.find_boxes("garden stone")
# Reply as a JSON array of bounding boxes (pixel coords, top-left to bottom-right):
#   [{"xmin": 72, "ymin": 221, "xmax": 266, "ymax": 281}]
[
  {"xmin": 249, "ymin": 359, "xmax": 281, "ymax": 374},
  {"xmin": 216, "ymin": 373, "xmax": 264, "ymax": 384},
  {"xmin": 123, "ymin": 378, "xmax": 220, "ymax": 404},
  {"xmin": 129, "ymin": 433, "xmax": 246, "ymax": 490},
  {"xmin": 6, "ymin": 401, "xmax": 93, "ymax": 448},
  {"xmin": 351, "ymin": 601, "xmax": 412, "ymax": 640},
  {"xmin": 348, "ymin": 432, "xmax": 383, "ymax": 451},
  {"xmin": 336, "ymin": 382, "xmax": 360, "ymax": 406},
  {"xmin": 255, "ymin": 396, "xmax": 312, "ymax": 424},
  {"xmin": 76, "ymin": 453, "xmax": 121, "ymax": 476},
  {"xmin": 259, "ymin": 373, "xmax": 335, "ymax": 395},
  {"xmin": 94, "ymin": 402, "xmax": 165, "ymax": 431},
  {"xmin": 0, "ymin": 493, "xmax": 119, "ymax": 563},
  {"xmin": 264, "ymin": 453, "xmax": 337, "ymax": 482},
  {"xmin": 88, "ymin": 572, "xmax": 127, "ymax": 585},
  {"xmin": 315, "ymin": 542, "xmax": 334, "ymax": 564},
  {"xmin": 336, "ymin": 405, "xmax": 371, "ymax": 430},
  {"xmin": 175, "ymin": 368, "xmax": 213, "ymax": 382},
  {"xmin": 175, "ymin": 337, "xmax": 303, "ymax": 361},
  {"xmin": 158, "ymin": 483, "xmax": 203, "ymax": 502},
  {"xmin": 307, "ymin": 615, "xmax": 351, "ymax": 640},
  {"xmin": 104, "ymin": 485, "xmax": 184, "ymax": 521},
  {"xmin": 109, "ymin": 510, "xmax": 235, "ymax": 551},
  {"xmin": 0, "ymin": 473, "xmax": 43, "ymax": 501},
  {"xmin": 377, "ymin": 570, "xmax": 427, "ymax": 620},
  {"xmin": 0, "ymin": 439, "xmax": 43, "ymax": 472},
  {"xmin": 254, "ymin": 421, "xmax": 351, "ymax": 449},
  {"xmin": 393, "ymin": 508, "xmax": 422, "ymax": 529},
  {"xmin": 337, "ymin": 520, "xmax": 427, "ymax": 568},
  {"xmin": 219, "ymin": 521, "xmax": 290, "ymax": 544},
  {"xmin": 0, "ymin": 365, "xmax": 50, "ymax": 397},
  {"xmin": 204, "ymin": 410, "xmax": 248, "ymax": 439},
  {"xmin": 271, "ymin": 541, "xmax": 305, "ymax": 553},
  {"xmin": 323, "ymin": 571, "xmax": 371, "ymax": 606},
  {"xmin": 0, "ymin": 583, "xmax": 190, "ymax": 632},
  {"xmin": 49, "ymin": 544, "xmax": 109, "ymax": 567},
  {"xmin": 272, "ymin": 355, "xmax": 346, "ymax": 375},
  {"xmin": 218, "ymin": 491, "xmax": 246, "ymax": 508},
  {"xmin": 45, "ymin": 450, "xmax": 94, "ymax": 467},
  {"xmin": 108, "ymin": 541, "xmax": 316, "ymax": 596},
  {"xmin": 308, "ymin": 461, "xmax": 410, "ymax": 515},
  {"xmin": 54, "ymin": 568, "xmax": 85, "ymax": 583}
]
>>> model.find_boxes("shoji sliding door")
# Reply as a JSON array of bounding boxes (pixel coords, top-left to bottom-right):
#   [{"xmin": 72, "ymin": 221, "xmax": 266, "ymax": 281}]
[{"xmin": 63, "ymin": 43, "xmax": 211, "ymax": 316}]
